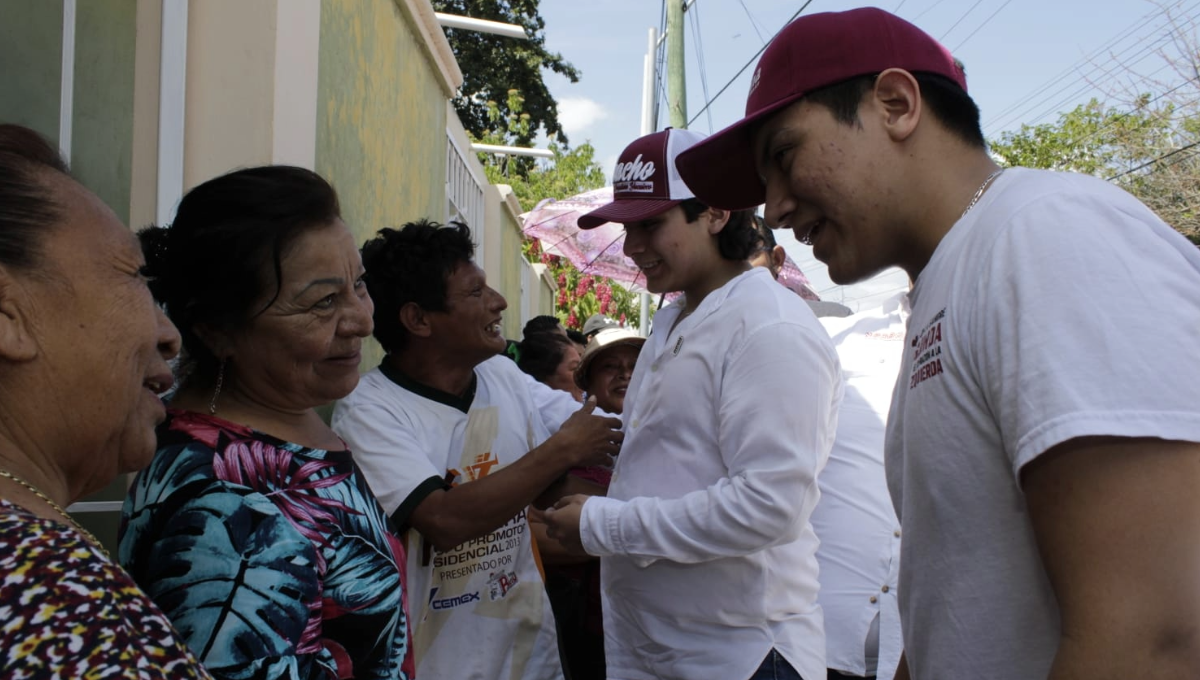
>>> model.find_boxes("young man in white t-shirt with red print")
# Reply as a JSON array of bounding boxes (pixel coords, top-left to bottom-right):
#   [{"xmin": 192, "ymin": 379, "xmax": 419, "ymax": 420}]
[{"xmin": 676, "ymin": 7, "xmax": 1200, "ymax": 679}]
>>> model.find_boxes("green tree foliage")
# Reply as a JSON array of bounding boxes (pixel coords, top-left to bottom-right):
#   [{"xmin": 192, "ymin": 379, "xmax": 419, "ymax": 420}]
[
  {"xmin": 990, "ymin": 98, "xmax": 1167, "ymax": 174},
  {"xmin": 432, "ymin": 0, "xmax": 579, "ymax": 151},
  {"xmin": 473, "ymin": 93, "xmax": 643, "ymax": 331},
  {"xmin": 990, "ymin": 97, "xmax": 1199, "ymax": 245}
]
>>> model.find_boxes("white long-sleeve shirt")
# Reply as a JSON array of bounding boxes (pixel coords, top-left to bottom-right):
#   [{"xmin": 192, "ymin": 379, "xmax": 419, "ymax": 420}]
[
  {"xmin": 579, "ymin": 268, "xmax": 842, "ymax": 680},
  {"xmin": 812, "ymin": 292, "xmax": 909, "ymax": 680}
]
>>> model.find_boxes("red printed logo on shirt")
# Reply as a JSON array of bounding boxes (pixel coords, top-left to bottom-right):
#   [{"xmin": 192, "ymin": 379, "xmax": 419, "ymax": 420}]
[{"xmin": 909, "ymin": 308, "xmax": 946, "ymax": 389}]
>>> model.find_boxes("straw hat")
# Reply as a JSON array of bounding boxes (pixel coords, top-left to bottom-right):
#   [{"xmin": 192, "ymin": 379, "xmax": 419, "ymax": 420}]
[{"xmin": 573, "ymin": 327, "xmax": 646, "ymax": 391}]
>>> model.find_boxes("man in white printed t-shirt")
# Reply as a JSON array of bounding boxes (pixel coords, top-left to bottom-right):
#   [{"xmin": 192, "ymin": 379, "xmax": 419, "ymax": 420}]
[
  {"xmin": 677, "ymin": 7, "xmax": 1200, "ymax": 679},
  {"xmin": 811, "ymin": 293, "xmax": 908, "ymax": 680},
  {"xmin": 543, "ymin": 128, "xmax": 841, "ymax": 680},
  {"xmin": 332, "ymin": 219, "xmax": 624, "ymax": 680}
]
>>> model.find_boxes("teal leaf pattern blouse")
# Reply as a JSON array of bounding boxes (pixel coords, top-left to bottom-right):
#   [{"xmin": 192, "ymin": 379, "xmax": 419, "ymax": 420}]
[{"xmin": 120, "ymin": 410, "xmax": 413, "ymax": 680}]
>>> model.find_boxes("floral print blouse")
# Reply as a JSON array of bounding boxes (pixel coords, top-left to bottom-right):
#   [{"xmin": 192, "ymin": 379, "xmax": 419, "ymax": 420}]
[
  {"xmin": 120, "ymin": 410, "xmax": 412, "ymax": 680},
  {"xmin": 0, "ymin": 498, "xmax": 213, "ymax": 679}
]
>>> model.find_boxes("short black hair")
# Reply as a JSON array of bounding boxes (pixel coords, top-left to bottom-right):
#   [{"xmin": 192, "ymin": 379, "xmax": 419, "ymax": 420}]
[
  {"xmin": 523, "ymin": 315, "xmax": 562, "ymax": 338},
  {"xmin": 361, "ymin": 219, "xmax": 475, "ymax": 355},
  {"xmin": 140, "ymin": 165, "xmax": 341, "ymax": 386},
  {"xmin": 750, "ymin": 214, "xmax": 776, "ymax": 252},
  {"xmin": 516, "ymin": 332, "xmax": 572, "ymax": 382},
  {"xmin": 678, "ymin": 198, "xmax": 759, "ymax": 261},
  {"xmin": 0, "ymin": 124, "xmax": 72, "ymax": 270},
  {"xmin": 803, "ymin": 71, "xmax": 984, "ymax": 148},
  {"xmin": 565, "ymin": 328, "xmax": 587, "ymax": 346}
]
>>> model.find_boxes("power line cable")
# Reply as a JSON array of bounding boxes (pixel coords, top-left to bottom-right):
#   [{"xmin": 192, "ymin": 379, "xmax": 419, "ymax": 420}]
[
  {"xmin": 652, "ymin": 0, "xmax": 669, "ymax": 132},
  {"xmin": 983, "ymin": 2, "xmax": 1179, "ymax": 127},
  {"xmin": 938, "ymin": 0, "xmax": 986, "ymax": 41},
  {"xmin": 1016, "ymin": 47, "xmax": 1176, "ymax": 130},
  {"xmin": 984, "ymin": 11, "xmax": 1176, "ymax": 131},
  {"xmin": 1106, "ymin": 138, "xmax": 1200, "ymax": 180},
  {"xmin": 690, "ymin": 0, "xmax": 715, "ymax": 131},
  {"xmin": 736, "ymin": 0, "xmax": 767, "ymax": 43},
  {"xmin": 1036, "ymin": 76, "xmax": 1199, "ymax": 153},
  {"xmin": 949, "ymin": 0, "xmax": 1014, "ymax": 53},
  {"xmin": 986, "ymin": 29, "xmax": 1178, "ymax": 133},
  {"xmin": 984, "ymin": 1, "xmax": 1197, "ymax": 132},
  {"xmin": 912, "ymin": 0, "xmax": 952, "ymax": 22},
  {"xmin": 687, "ymin": 0, "xmax": 816, "ymax": 128}
]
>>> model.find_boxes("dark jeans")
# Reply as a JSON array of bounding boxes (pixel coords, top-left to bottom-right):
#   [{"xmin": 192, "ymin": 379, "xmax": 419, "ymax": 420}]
[
  {"xmin": 748, "ymin": 649, "xmax": 804, "ymax": 680},
  {"xmin": 828, "ymin": 671, "xmax": 875, "ymax": 680}
]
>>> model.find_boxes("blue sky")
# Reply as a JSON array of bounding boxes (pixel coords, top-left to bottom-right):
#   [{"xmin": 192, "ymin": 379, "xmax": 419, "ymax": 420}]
[{"xmin": 534, "ymin": 0, "xmax": 1196, "ymax": 310}]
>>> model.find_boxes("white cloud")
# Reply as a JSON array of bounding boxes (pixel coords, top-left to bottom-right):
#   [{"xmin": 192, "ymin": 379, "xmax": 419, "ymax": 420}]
[{"xmin": 558, "ymin": 97, "xmax": 609, "ymax": 136}]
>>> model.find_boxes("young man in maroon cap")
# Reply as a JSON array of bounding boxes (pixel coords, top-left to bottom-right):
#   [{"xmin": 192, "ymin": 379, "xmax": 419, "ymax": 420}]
[
  {"xmin": 676, "ymin": 7, "xmax": 1200, "ymax": 680},
  {"xmin": 542, "ymin": 127, "xmax": 841, "ymax": 680}
]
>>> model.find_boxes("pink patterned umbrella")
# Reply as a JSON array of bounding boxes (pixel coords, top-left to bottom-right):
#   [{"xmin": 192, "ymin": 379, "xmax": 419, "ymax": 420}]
[{"xmin": 521, "ymin": 187, "xmax": 820, "ymax": 300}]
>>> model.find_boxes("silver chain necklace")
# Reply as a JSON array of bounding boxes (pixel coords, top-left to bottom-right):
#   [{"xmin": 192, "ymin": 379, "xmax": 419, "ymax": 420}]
[{"xmin": 960, "ymin": 167, "xmax": 1005, "ymax": 219}]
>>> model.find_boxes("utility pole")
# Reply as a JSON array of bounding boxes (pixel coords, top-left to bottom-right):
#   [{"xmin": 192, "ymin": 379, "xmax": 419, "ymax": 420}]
[
  {"xmin": 666, "ymin": 0, "xmax": 687, "ymax": 129},
  {"xmin": 639, "ymin": 27, "xmax": 658, "ymax": 336}
]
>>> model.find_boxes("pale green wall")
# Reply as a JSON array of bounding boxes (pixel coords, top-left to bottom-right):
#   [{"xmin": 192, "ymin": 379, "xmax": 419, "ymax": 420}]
[
  {"xmin": 316, "ymin": 0, "xmax": 449, "ymax": 368},
  {"xmin": 72, "ymin": 0, "xmax": 137, "ymax": 225},
  {"xmin": 500, "ymin": 209, "xmax": 523, "ymax": 339},
  {"xmin": 316, "ymin": 0, "xmax": 446, "ymax": 237},
  {"xmin": 0, "ymin": 0, "xmax": 64, "ymax": 142},
  {"xmin": 0, "ymin": 0, "xmax": 138, "ymax": 549},
  {"xmin": 535, "ymin": 272, "xmax": 556, "ymax": 318},
  {"xmin": 0, "ymin": 0, "xmax": 136, "ymax": 225}
]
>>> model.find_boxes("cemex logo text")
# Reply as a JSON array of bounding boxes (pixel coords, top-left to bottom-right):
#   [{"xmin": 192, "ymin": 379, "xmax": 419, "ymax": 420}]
[{"xmin": 428, "ymin": 587, "xmax": 481, "ymax": 611}]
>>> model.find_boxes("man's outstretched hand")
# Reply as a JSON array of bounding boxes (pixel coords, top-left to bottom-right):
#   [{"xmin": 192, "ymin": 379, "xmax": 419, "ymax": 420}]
[
  {"xmin": 543, "ymin": 494, "xmax": 590, "ymax": 555},
  {"xmin": 552, "ymin": 397, "xmax": 623, "ymax": 468}
]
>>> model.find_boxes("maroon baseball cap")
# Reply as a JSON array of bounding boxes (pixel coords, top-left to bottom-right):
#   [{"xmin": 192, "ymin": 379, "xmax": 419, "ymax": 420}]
[
  {"xmin": 578, "ymin": 128, "xmax": 707, "ymax": 229},
  {"xmin": 675, "ymin": 7, "xmax": 966, "ymax": 210}
]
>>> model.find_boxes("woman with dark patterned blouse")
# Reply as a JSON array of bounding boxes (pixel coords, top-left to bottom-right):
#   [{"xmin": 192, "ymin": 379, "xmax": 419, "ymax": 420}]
[
  {"xmin": 0, "ymin": 125, "xmax": 210, "ymax": 678},
  {"xmin": 119, "ymin": 166, "xmax": 412, "ymax": 680}
]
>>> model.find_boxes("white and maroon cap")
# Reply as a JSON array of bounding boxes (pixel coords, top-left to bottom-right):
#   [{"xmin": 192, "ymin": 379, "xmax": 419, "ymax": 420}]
[
  {"xmin": 676, "ymin": 7, "xmax": 966, "ymax": 210},
  {"xmin": 577, "ymin": 128, "xmax": 707, "ymax": 230}
]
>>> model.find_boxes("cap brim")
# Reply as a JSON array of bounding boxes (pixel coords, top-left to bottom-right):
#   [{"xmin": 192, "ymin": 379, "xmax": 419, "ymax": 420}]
[
  {"xmin": 675, "ymin": 94, "xmax": 805, "ymax": 211},
  {"xmin": 577, "ymin": 198, "xmax": 685, "ymax": 230}
]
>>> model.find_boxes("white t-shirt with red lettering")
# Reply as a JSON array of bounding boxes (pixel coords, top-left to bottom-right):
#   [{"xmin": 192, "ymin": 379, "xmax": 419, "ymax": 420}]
[{"xmin": 887, "ymin": 168, "xmax": 1200, "ymax": 679}]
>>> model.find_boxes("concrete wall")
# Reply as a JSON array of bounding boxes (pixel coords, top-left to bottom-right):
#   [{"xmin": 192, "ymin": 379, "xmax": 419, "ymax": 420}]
[
  {"xmin": 494, "ymin": 184, "xmax": 526, "ymax": 339},
  {"xmin": 182, "ymin": 0, "xmax": 321, "ymax": 188},
  {"xmin": 0, "ymin": 1, "xmax": 63, "ymax": 141},
  {"xmin": 315, "ymin": 0, "xmax": 459, "ymax": 369},
  {"xmin": 317, "ymin": 0, "xmax": 451, "ymax": 234},
  {"xmin": 480, "ymin": 183, "xmax": 558, "ymax": 337},
  {"xmin": 73, "ymin": 0, "xmax": 138, "ymax": 225},
  {"xmin": 529, "ymin": 263, "xmax": 557, "ymax": 319}
]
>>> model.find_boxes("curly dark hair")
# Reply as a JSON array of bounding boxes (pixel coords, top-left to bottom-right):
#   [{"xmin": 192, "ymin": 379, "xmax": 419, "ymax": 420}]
[
  {"xmin": 523, "ymin": 314, "xmax": 562, "ymax": 338},
  {"xmin": 516, "ymin": 332, "xmax": 573, "ymax": 383},
  {"xmin": 679, "ymin": 198, "xmax": 758, "ymax": 261},
  {"xmin": 139, "ymin": 165, "xmax": 341, "ymax": 387},
  {"xmin": 360, "ymin": 219, "xmax": 476, "ymax": 355}
]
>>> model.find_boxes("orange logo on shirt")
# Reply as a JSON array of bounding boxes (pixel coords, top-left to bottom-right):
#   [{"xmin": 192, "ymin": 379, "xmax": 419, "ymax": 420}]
[{"xmin": 458, "ymin": 455, "xmax": 496, "ymax": 482}]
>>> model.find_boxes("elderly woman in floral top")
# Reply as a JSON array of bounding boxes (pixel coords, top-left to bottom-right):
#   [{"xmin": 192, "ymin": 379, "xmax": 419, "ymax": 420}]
[
  {"xmin": 0, "ymin": 125, "xmax": 209, "ymax": 678},
  {"xmin": 120, "ymin": 166, "xmax": 411, "ymax": 680}
]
